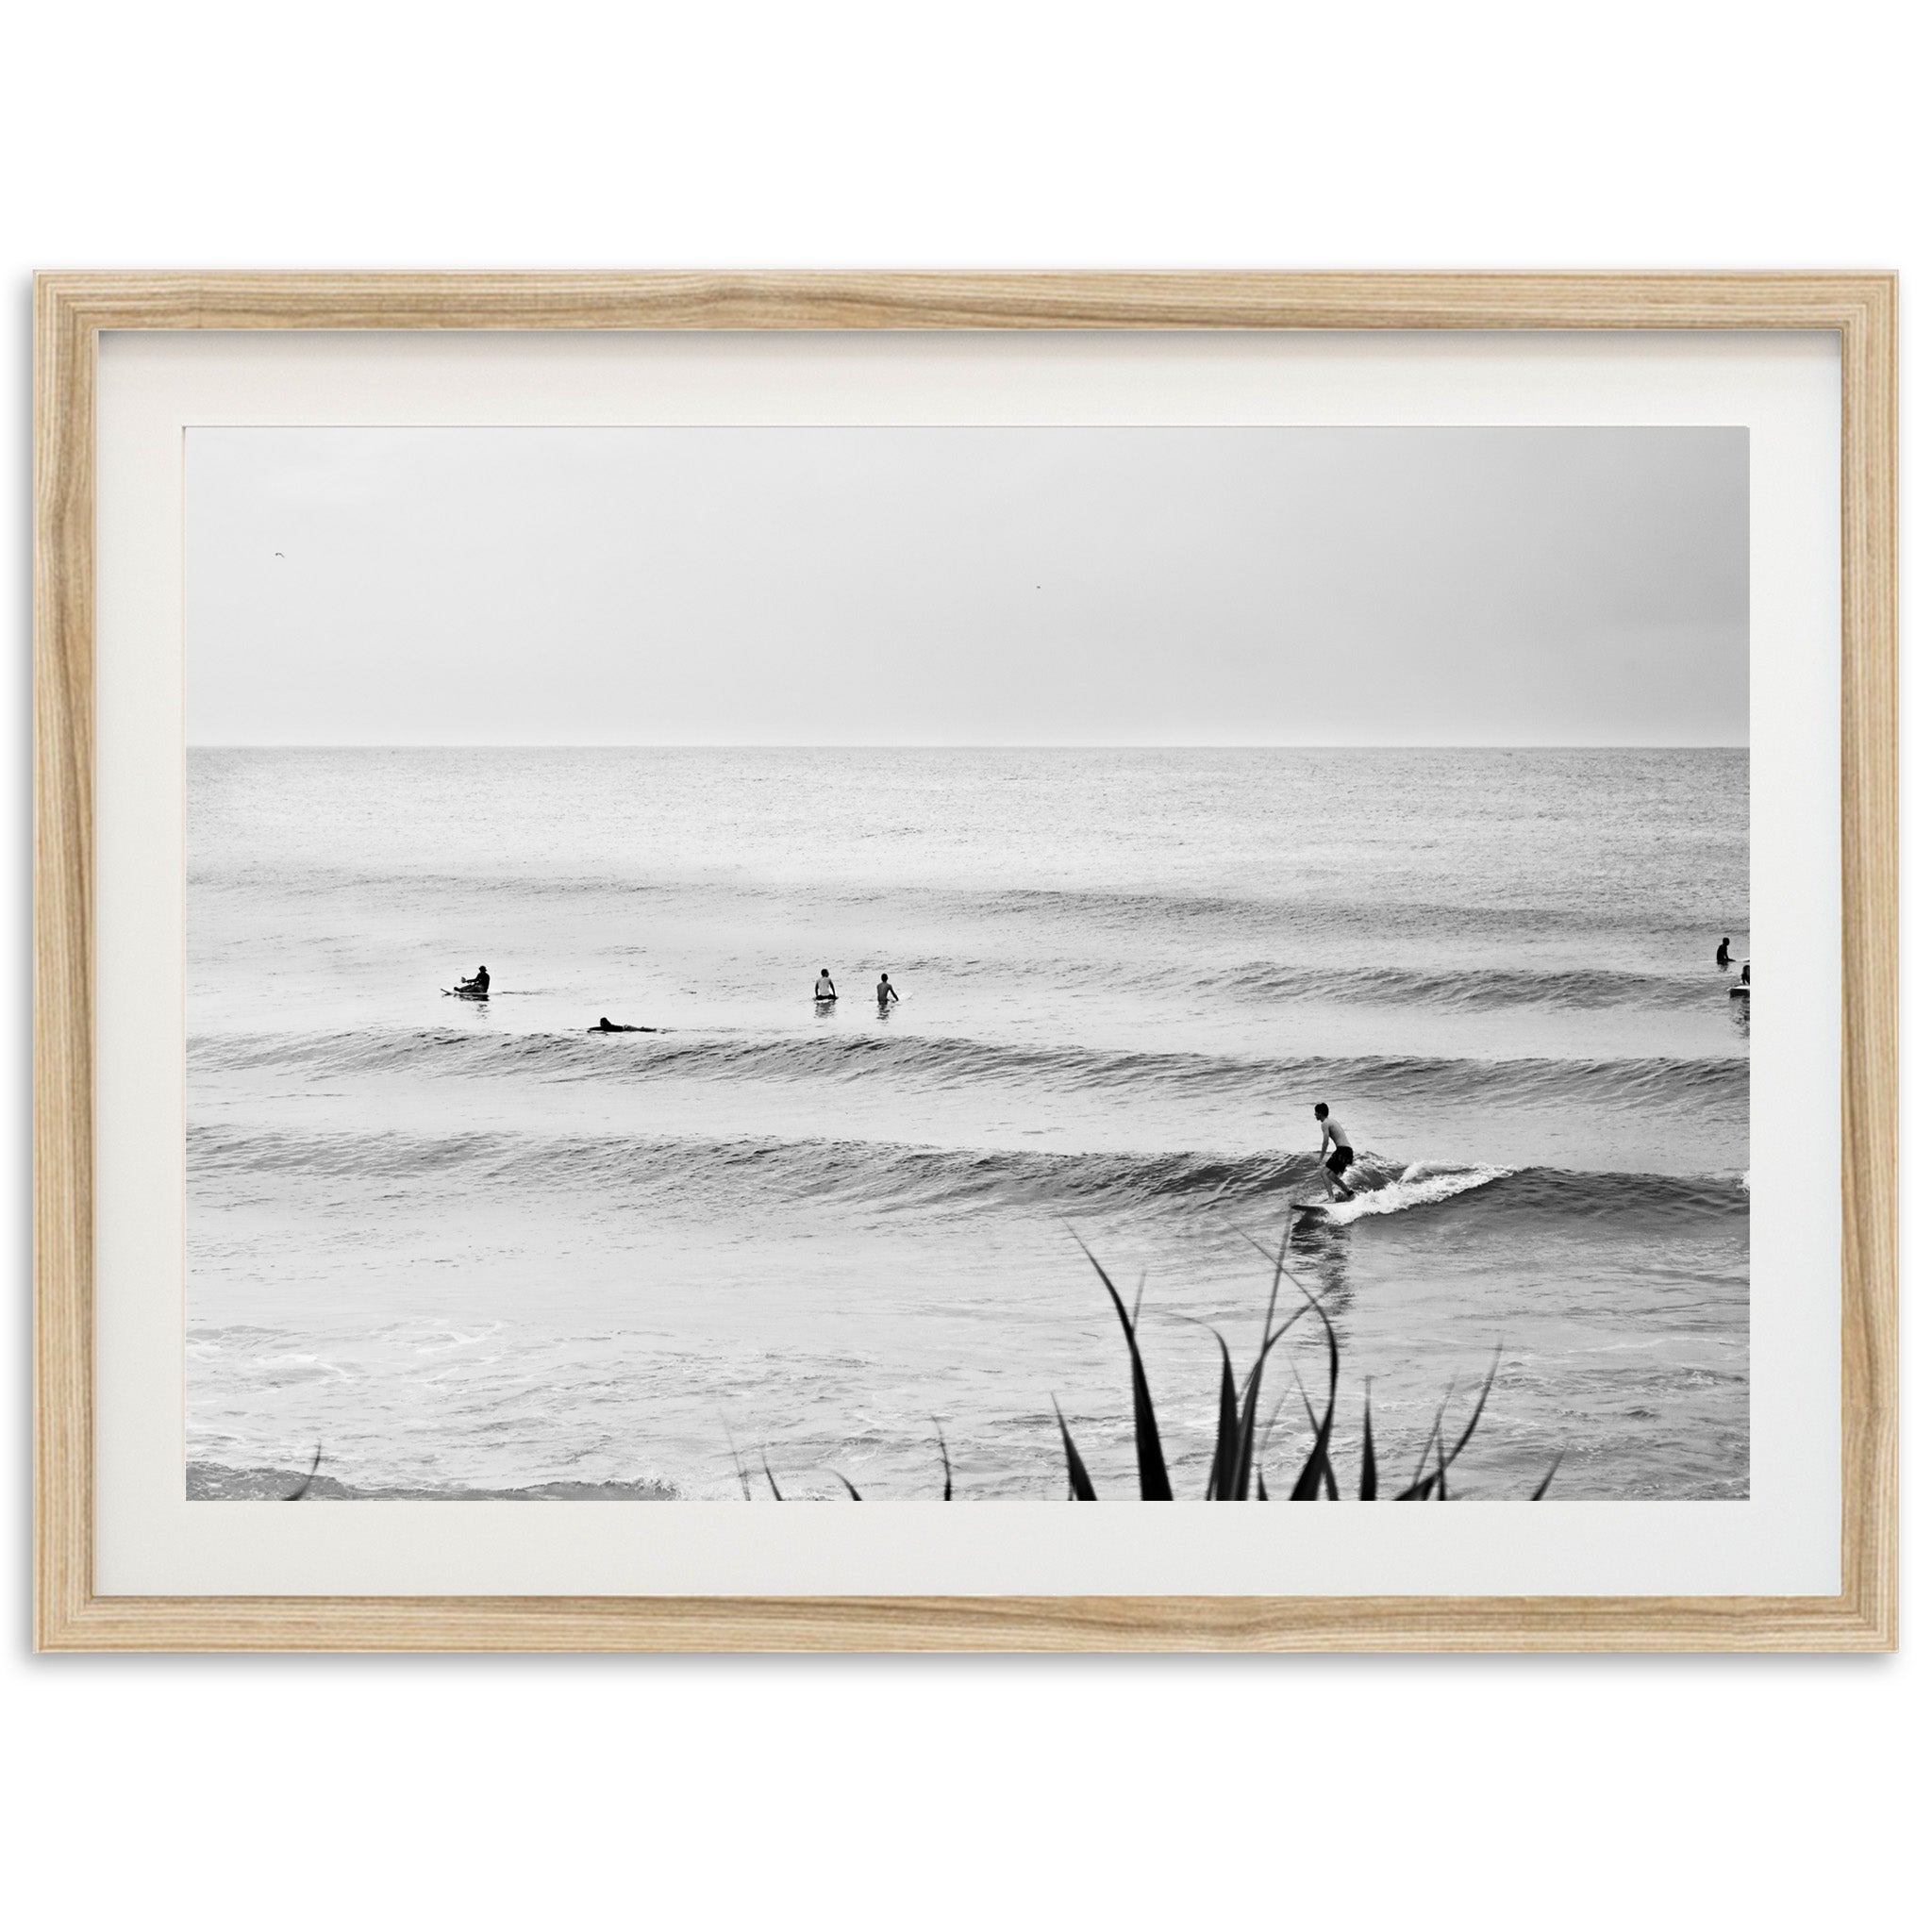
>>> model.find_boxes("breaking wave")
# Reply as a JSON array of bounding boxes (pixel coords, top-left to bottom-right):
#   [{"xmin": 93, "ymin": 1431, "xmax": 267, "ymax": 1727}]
[
  {"xmin": 187, "ymin": 1120, "xmax": 1750, "ymax": 1228},
  {"xmin": 191, "ymin": 1024, "xmax": 1748, "ymax": 1112}
]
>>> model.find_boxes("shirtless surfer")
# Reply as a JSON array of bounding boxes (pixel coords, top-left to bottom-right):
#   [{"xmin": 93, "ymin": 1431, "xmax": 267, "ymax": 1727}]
[
  {"xmin": 1314, "ymin": 1102, "xmax": 1357, "ymax": 1202},
  {"xmin": 814, "ymin": 968, "xmax": 838, "ymax": 1002},
  {"xmin": 1716, "ymin": 937, "xmax": 1732, "ymax": 968},
  {"xmin": 876, "ymin": 972, "xmax": 899, "ymax": 1011}
]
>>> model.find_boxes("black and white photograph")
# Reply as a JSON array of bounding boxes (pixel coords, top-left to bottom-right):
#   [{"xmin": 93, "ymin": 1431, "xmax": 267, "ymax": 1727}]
[
  {"xmin": 10, "ymin": 0, "xmax": 1922, "ymax": 1920},
  {"xmin": 185, "ymin": 424, "xmax": 1749, "ymax": 1505}
]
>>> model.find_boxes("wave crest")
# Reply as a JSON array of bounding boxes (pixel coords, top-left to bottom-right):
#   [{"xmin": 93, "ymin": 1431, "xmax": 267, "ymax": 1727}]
[
  {"xmin": 187, "ymin": 1121, "xmax": 1749, "ymax": 1228},
  {"xmin": 191, "ymin": 1024, "xmax": 1747, "ymax": 1112}
]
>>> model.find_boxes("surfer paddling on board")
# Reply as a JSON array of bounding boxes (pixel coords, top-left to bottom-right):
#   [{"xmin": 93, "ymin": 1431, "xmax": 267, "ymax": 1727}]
[
  {"xmin": 814, "ymin": 968, "xmax": 838, "ymax": 1002},
  {"xmin": 589, "ymin": 1017, "xmax": 657, "ymax": 1033},
  {"xmin": 1314, "ymin": 1102, "xmax": 1357, "ymax": 1202},
  {"xmin": 876, "ymin": 972, "xmax": 899, "ymax": 1012}
]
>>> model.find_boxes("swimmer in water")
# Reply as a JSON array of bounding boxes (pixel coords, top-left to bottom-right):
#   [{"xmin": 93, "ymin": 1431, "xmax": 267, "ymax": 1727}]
[
  {"xmin": 876, "ymin": 972, "xmax": 899, "ymax": 1011},
  {"xmin": 1716, "ymin": 937, "xmax": 1732, "ymax": 968},
  {"xmin": 1313, "ymin": 1101, "xmax": 1357, "ymax": 1202},
  {"xmin": 814, "ymin": 968, "xmax": 838, "ymax": 1002}
]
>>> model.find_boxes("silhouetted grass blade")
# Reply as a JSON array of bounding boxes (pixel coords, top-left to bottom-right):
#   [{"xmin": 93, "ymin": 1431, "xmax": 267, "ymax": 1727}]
[
  {"xmin": 1222, "ymin": 1220, "xmax": 1320, "ymax": 1500},
  {"xmin": 1359, "ymin": 1391, "xmax": 1378, "ymax": 1500},
  {"xmin": 833, "ymin": 1473, "xmax": 861, "ymax": 1499},
  {"xmin": 1052, "ymin": 1398, "xmax": 1099, "ymax": 1501},
  {"xmin": 1531, "ymin": 1451, "xmax": 1565, "ymax": 1499},
  {"xmin": 1074, "ymin": 1237, "xmax": 1173, "ymax": 1500},
  {"xmin": 1396, "ymin": 1391, "xmax": 1454, "ymax": 1499},
  {"xmin": 1394, "ymin": 1355, "xmax": 1501, "ymax": 1500},
  {"xmin": 1207, "ymin": 1330, "xmax": 1240, "ymax": 1501},
  {"xmin": 934, "ymin": 1419, "xmax": 953, "ymax": 1501},
  {"xmin": 1446, "ymin": 1347, "xmax": 1504, "ymax": 1466},
  {"xmin": 761, "ymin": 1455, "xmax": 784, "ymax": 1501},
  {"xmin": 285, "ymin": 1443, "xmax": 323, "ymax": 1502},
  {"xmin": 722, "ymin": 1417, "xmax": 753, "ymax": 1500},
  {"xmin": 1233, "ymin": 1315, "xmax": 1300, "ymax": 1501},
  {"xmin": 1289, "ymin": 1288, "xmax": 1341, "ymax": 1500}
]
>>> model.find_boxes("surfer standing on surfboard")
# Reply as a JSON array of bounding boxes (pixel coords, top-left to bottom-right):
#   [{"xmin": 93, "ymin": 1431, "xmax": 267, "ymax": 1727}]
[{"xmin": 1314, "ymin": 1102, "xmax": 1357, "ymax": 1202}]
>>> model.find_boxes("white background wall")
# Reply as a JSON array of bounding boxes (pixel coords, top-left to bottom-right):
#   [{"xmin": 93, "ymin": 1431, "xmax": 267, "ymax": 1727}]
[{"xmin": 2, "ymin": 5, "xmax": 1920, "ymax": 1926}]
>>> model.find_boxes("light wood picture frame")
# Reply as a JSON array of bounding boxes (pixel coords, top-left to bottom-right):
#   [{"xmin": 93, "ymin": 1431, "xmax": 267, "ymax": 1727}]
[{"xmin": 34, "ymin": 272, "xmax": 1897, "ymax": 1652}]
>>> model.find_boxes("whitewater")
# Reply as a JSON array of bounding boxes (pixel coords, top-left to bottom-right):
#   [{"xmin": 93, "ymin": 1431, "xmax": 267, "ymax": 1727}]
[{"xmin": 187, "ymin": 746, "xmax": 1750, "ymax": 1500}]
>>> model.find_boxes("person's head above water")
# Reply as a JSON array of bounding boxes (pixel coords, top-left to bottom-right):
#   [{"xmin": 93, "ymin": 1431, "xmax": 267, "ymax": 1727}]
[
  {"xmin": 879, "ymin": 972, "xmax": 891, "ymax": 982},
  {"xmin": 822, "ymin": 967, "xmax": 830, "ymax": 976},
  {"xmin": 1314, "ymin": 1102, "xmax": 1329, "ymax": 1120}
]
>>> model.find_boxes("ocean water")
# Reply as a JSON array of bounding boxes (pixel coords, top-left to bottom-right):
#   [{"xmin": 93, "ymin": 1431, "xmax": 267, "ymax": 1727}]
[{"xmin": 187, "ymin": 746, "xmax": 1750, "ymax": 1500}]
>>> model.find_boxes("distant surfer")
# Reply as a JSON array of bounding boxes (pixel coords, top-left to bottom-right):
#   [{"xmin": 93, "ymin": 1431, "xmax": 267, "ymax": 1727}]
[
  {"xmin": 454, "ymin": 964, "xmax": 490, "ymax": 998},
  {"xmin": 1313, "ymin": 1102, "xmax": 1357, "ymax": 1202},
  {"xmin": 589, "ymin": 1017, "xmax": 656, "ymax": 1033},
  {"xmin": 1741, "ymin": 959, "xmax": 1750, "ymax": 985},
  {"xmin": 876, "ymin": 972, "xmax": 899, "ymax": 1011},
  {"xmin": 814, "ymin": 968, "xmax": 838, "ymax": 1002},
  {"xmin": 1716, "ymin": 937, "xmax": 1732, "ymax": 968}
]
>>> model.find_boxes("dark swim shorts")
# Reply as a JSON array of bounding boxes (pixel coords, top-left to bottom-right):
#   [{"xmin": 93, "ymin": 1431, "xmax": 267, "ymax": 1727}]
[{"xmin": 1324, "ymin": 1145, "xmax": 1354, "ymax": 1175}]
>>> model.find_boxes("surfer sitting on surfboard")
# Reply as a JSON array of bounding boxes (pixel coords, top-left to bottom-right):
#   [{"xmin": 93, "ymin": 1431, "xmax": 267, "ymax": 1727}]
[
  {"xmin": 454, "ymin": 964, "xmax": 490, "ymax": 997},
  {"xmin": 814, "ymin": 968, "xmax": 838, "ymax": 1002},
  {"xmin": 1314, "ymin": 1102, "xmax": 1357, "ymax": 1202}
]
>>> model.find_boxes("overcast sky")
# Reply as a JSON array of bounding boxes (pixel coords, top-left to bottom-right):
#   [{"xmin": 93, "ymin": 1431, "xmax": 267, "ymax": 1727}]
[{"xmin": 186, "ymin": 426, "xmax": 1746, "ymax": 746}]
